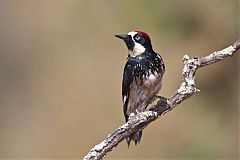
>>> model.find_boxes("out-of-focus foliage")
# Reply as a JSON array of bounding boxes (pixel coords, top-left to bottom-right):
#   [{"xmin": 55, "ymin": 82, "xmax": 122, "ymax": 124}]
[{"xmin": 0, "ymin": 0, "xmax": 239, "ymax": 159}]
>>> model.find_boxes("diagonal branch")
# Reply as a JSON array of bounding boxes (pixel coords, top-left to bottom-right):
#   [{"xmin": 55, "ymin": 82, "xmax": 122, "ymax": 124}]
[{"xmin": 83, "ymin": 39, "xmax": 240, "ymax": 160}]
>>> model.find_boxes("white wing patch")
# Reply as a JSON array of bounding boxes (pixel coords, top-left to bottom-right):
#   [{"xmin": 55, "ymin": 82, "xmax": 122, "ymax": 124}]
[{"xmin": 123, "ymin": 95, "xmax": 127, "ymax": 104}]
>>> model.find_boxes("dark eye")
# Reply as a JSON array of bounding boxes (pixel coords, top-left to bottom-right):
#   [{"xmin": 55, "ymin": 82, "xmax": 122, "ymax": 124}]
[{"xmin": 135, "ymin": 35, "xmax": 141, "ymax": 41}]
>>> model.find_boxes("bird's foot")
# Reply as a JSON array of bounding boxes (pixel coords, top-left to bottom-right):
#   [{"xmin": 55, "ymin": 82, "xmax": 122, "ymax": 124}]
[
  {"xmin": 155, "ymin": 95, "xmax": 167, "ymax": 102},
  {"xmin": 149, "ymin": 95, "xmax": 168, "ymax": 112},
  {"xmin": 155, "ymin": 95, "xmax": 168, "ymax": 107}
]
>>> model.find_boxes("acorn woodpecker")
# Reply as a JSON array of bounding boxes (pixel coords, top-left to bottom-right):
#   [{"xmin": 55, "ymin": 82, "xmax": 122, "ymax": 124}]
[{"xmin": 115, "ymin": 31, "xmax": 165, "ymax": 146}]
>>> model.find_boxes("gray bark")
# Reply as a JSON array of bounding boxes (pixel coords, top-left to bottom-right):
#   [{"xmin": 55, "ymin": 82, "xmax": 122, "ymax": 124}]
[{"xmin": 83, "ymin": 39, "xmax": 240, "ymax": 160}]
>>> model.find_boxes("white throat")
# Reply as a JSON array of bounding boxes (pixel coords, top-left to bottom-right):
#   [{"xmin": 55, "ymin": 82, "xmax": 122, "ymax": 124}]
[{"xmin": 128, "ymin": 31, "xmax": 146, "ymax": 57}]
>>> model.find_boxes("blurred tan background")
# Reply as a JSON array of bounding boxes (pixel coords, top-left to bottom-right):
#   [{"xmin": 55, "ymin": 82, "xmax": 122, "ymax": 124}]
[{"xmin": 0, "ymin": 0, "xmax": 239, "ymax": 159}]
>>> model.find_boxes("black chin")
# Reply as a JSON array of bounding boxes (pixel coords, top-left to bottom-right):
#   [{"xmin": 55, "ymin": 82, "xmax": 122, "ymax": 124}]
[{"xmin": 125, "ymin": 40, "xmax": 135, "ymax": 51}]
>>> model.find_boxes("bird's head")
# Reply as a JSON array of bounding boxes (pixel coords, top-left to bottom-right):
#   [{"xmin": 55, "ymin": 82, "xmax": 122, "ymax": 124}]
[{"xmin": 115, "ymin": 31, "xmax": 153, "ymax": 57}]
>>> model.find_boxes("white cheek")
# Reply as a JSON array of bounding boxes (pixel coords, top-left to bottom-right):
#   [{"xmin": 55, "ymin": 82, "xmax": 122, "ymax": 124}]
[{"xmin": 133, "ymin": 42, "xmax": 145, "ymax": 55}]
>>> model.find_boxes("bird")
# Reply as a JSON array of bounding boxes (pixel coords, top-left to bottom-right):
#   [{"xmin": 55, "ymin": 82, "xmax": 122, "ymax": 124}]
[{"xmin": 115, "ymin": 31, "xmax": 165, "ymax": 146}]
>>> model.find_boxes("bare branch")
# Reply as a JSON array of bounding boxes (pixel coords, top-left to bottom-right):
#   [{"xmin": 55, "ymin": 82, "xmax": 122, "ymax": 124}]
[{"xmin": 83, "ymin": 39, "xmax": 240, "ymax": 160}]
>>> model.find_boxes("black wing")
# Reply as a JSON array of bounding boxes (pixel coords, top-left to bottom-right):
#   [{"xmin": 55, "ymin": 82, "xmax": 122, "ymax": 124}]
[{"xmin": 122, "ymin": 62, "xmax": 133, "ymax": 122}]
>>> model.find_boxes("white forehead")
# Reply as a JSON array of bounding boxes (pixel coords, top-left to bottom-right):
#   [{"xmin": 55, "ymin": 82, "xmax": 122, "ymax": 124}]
[{"xmin": 128, "ymin": 31, "xmax": 138, "ymax": 37}]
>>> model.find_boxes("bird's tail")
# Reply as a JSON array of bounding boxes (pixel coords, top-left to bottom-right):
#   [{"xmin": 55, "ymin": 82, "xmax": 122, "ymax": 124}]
[{"xmin": 126, "ymin": 131, "xmax": 142, "ymax": 147}]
